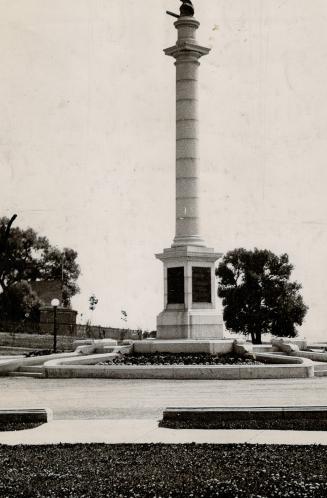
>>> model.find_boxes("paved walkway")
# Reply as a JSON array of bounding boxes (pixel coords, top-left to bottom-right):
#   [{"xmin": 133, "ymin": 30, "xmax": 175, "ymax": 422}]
[
  {"xmin": 2, "ymin": 377, "xmax": 327, "ymax": 419},
  {"xmin": 2, "ymin": 378, "xmax": 327, "ymax": 446},
  {"xmin": 1, "ymin": 419, "xmax": 327, "ymax": 446}
]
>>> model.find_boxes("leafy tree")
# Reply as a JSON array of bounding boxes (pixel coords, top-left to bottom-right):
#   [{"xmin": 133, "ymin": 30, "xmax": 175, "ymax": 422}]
[
  {"xmin": 0, "ymin": 281, "xmax": 41, "ymax": 322},
  {"xmin": 89, "ymin": 294, "xmax": 98, "ymax": 311},
  {"xmin": 216, "ymin": 248, "xmax": 308, "ymax": 344},
  {"xmin": 0, "ymin": 216, "xmax": 80, "ymax": 320},
  {"xmin": 121, "ymin": 310, "xmax": 128, "ymax": 323},
  {"xmin": 85, "ymin": 294, "xmax": 99, "ymax": 337},
  {"xmin": 39, "ymin": 246, "xmax": 80, "ymax": 307}
]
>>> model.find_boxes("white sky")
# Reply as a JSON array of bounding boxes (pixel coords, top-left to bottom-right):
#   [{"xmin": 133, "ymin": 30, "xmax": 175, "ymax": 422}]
[{"xmin": 1, "ymin": 0, "xmax": 327, "ymax": 340}]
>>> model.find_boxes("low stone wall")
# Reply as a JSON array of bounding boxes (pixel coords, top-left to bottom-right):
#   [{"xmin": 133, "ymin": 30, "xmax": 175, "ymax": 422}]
[
  {"xmin": 0, "ymin": 333, "xmax": 76, "ymax": 351},
  {"xmin": 19, "ymin": 352, "xmax": 78, "ymax": 367},
  {"xmin": 75, "ymin": 325, "xmax": 143, "ymax": 341},
  {"xmin": 255, "ymin": 353, "xmax": 307, "ymax": 364},
  {"xmin": 45, "ymin": 353, "xmax": 117, "ymax": 368},
  {"xmin": 290, "ymin": 350, "xmax": 327, "ymax": 362},
  {"xmin": 0, "ymin": 324, "xmax": 143, "ymax": 344},
  {"xmin": 0, "ymin": 352, "xmax": 79, "ymax": 376},
  {"xmin": 44, "ymin": 362, "xmax": 314, "ymax": 380},
  {"xmin": 252, "ymin": 345, "xmax": 274, "ymax": 353},
  {"xmin": 0, "ymin": 358, "xmax": 22, "ymax": 375}
]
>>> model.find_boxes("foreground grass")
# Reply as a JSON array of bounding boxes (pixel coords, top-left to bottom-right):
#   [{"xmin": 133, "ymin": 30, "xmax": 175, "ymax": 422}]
[{"xmin": 0, "ymin": 444, "xmax": 327, "ymax": 497}]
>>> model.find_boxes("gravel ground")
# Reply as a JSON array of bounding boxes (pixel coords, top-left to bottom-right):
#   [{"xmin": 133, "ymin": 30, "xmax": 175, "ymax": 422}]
[
  {"xmin": 0, "ymin": 443, "xmax": 326, "ymax": 497},
  {"xmin": 98, "ymin": 352, "xmax": 262, "ymax": 366}
]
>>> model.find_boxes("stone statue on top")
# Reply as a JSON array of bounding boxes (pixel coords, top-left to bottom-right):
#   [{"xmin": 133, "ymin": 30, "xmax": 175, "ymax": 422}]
[{"xmin": 180, "ymin": 0, "xmax": 194, "ymax": 17}]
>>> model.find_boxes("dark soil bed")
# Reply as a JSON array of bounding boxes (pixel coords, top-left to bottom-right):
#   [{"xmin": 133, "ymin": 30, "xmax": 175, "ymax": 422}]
[
  {"xmin": 160, "ymin": 419, "xmax": 327, "ymax": 431},
  {"xmin": 0, "ymin": 443, "xmax": 327, "ymax": 497},
  {"xmin": 98, "ymin": 352, "xmax": 262, "ymax": 366},
  {"xmin": 0, "ymin": 422, "xmax": 43, "ymax": 432}
]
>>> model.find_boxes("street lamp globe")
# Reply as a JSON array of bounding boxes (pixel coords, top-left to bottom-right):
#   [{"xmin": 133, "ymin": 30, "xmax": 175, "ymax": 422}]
[{"xmin": 51, "ymin": 298, "xmax": 60, "ymax": 353}]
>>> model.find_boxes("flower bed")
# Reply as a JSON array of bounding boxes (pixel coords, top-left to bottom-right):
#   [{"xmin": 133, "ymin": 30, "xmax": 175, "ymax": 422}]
[
  {"xmin": 97, "ymin": 352, "xmax": 262, "ymax": 366},
  {"xmin": 0, "ymin": 443, "xmax": 326, "ymax": 497}
]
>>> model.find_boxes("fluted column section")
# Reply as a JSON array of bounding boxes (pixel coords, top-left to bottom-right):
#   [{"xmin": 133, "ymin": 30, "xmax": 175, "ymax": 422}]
[{"xmin": 164, "ymin": 17, "xmax": 210, "ymax": 247}]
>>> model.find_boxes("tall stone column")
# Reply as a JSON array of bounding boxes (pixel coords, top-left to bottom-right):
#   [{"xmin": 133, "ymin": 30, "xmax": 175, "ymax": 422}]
[
  {"xmin": 156, "ymin": 3, "xmax": 224, "ymax": 341},
  {"xmin": 164, "ymin": 17, "xmax": 209, "ymax": 247}
]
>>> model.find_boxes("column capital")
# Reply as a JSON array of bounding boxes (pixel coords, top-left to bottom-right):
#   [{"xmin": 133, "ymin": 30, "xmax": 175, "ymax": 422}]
[
  {"xmin": 164, "ymin": 42, "xmax": 210, "ymax": 60},
  {"xmin": 174, "ymin": 17, "xmax": 200, "ymax": 30}
]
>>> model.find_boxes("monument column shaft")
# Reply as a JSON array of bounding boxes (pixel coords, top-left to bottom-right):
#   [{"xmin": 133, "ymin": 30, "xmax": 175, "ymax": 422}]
[
  {"xmin": 164, "ymin": 17, "xmax": 210, "ymax": 248},
  {"xmin": 175, "ymin": 55, "xmax": 201, "ymax": 246}
]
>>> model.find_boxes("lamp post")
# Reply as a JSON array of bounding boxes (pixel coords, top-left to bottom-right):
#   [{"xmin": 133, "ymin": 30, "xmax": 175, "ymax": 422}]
[{"xmin": 51, "ymin": 298, "xmax": 60, "ymax": 353}]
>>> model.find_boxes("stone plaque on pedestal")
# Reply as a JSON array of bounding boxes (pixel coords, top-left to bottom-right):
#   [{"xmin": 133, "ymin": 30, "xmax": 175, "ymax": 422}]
[
  {"xmin": 167, "ymin": 267, "xmax": 184, "ymax": 304},
  {"xmin": 192, "ymin": 267, "xmax": 211, "ymax": 303}
]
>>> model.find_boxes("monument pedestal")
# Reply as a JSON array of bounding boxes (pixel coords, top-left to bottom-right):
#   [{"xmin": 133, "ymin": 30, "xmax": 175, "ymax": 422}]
[{"xmin": 156, "ymin": 246, "xmax": 224, "ymax": 340}]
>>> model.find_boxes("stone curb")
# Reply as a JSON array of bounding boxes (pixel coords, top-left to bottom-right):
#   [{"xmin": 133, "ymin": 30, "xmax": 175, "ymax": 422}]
[{"xmin": 0, "ymin": 408, "xmax": 53, "ymax": 424}]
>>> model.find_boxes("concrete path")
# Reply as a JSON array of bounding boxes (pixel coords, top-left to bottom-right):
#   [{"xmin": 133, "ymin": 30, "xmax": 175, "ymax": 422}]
[
  {"xmin": 1, "ymin": 419, "xmax": 327, "ymax": 446},
  {"xmin": 2, "ymin": 377, "xmax": 327, "ymax": 420}
]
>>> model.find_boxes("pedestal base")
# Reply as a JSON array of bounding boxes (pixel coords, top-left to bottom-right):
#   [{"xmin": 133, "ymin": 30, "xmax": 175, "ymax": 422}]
[
  {"xmin": 157, "ymin": 309, "xmax": 224, "ymax": 340},
  {"xmin": 156, "ymin": 244, "xmax": 224, "ymax": 341},
  {"xmin": 134, "ymin": 338, "xmax": 233, "ymax": 354}
]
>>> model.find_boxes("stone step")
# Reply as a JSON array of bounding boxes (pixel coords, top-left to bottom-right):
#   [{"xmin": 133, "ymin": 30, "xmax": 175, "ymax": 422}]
[
  {"xmin": 18, "ymin": 365, "xmax": 44, "ymax": 373},
  {"xmin": 8, "ymin": 371, "xmax": 44, "ymax": 378}
]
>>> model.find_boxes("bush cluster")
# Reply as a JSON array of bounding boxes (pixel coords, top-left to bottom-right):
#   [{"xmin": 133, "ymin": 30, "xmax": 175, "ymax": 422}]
[{"xmin": 0, "ymin": 443, "xmax": 326, "ymax": 497}]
